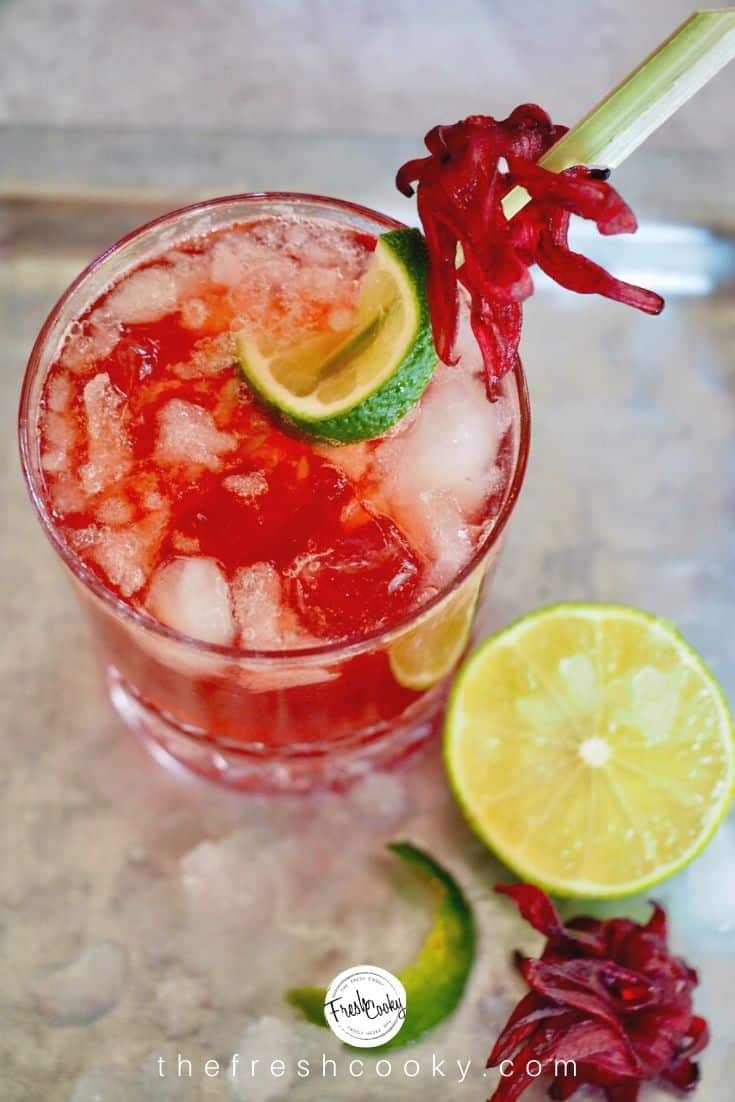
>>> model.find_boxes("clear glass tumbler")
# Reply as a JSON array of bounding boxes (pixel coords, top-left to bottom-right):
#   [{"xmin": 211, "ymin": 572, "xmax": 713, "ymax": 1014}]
[{"xmin": 19, "ymin": 193, "xmax": 530, "ymax": 792}]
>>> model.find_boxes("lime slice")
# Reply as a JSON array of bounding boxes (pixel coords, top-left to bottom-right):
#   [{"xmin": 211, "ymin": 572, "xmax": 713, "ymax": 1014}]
[
  {"xmin": 444, "ymin": 603, "xmax": 734, "ymax": 899},
  {"xmin": 286, "ymin": 842, "xmax": 475, "ymax": 1049},
  {"xmin": 236, "ymin": 229, "xmax": 437, "ymax": 443},
  {"xmin": 389, "ymin": 572, "xmax": 483, "ymax": 691}
]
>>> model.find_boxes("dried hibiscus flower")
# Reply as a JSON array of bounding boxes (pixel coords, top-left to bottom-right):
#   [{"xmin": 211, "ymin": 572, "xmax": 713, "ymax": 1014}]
[
  {"xmin": 487, "ymin": 884, "xmax": 708, "ymax": 1101},
  {"xmin": 396, "ymin": 106, "xmax": 664, "ymax": 391}
]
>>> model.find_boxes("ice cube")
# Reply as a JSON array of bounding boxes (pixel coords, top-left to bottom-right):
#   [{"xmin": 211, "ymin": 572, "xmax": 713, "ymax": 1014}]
[
  {"xmin": 62, "ymin": 313, "xmax": 121, "ymax": 374},
  {"xmin": 46, "ymin": 370, "xmax": 73, "ymax": 412},
  {"xmin": 229, "ymin": 1017, "xmax": 303, "ymax": 1102},
  {"xmin": 412, "ymin": 490, "xmax": 476, "ymax": 585},
  {"xmin": 154, "ymin": 974, "xmax": 207, "ymax": 1039},
  {"xmin": 232, "ymin": 562, "xmax": 311, "ymax": 649},
  {"xmin": 144, "ymin": 490, "xmax": 166, "ymax": 510},
  {"xmin": 214, "ymin": 219, "xmax": 367, "ymax": 350},
  {"xmin": 180, "ymin": 297, "xmax": 209, "ymax": 330},
  {"xmin": 105, "ymin": 265, "xmax": 178, "ymax": 324},
  {"xmin": 32, "ymin": 941, "xmax": 128, "ymax": 1026},
  {"xmin": 80, "ymin": 372, "xmax": 132, "ymax": 495},
  {"xmin": 70, "ymin": 1066, "xmax": 136, "ymax": 1102},
  {"xmin": 40, "ymin": 409, "xmax": 76, "ymax": 475},
  {"xmin": 147, "ymin": 557, "xmax": 235, "ymax": 645},
  {"xmin": 88, "ymin": 509, "xmax": 169, "ymax": 597},
  {"xmin": 225, "ymin": 233, "xmax": 302, "ymax": 314},
  {"xmin": 167, "ymin": 247, "xmax": 211, "ymax": 294},
  {"xmin": 172, "ymin": 333, "xmax": 236, "ymax": 379},
  {"xmin": 181, "ymin": 834, "xmax": 253, "ymax": 909},
  {"xmin": 70, "ymin": 526, "xmax": 98, "ymax": 552},
  {"xmin": 210, "ymin": 232, "xmax": 268, "ymax": 286},
  {"xmin": 376, "ymin": 361, "xmax": 509, "ymax": 514},
  {"xmin": 370, "ymin": 361, "xmax": 509, "ymax": 580},
  {"xmin": 176, "ymin": 830, "xmax": 332, "ymax": 1018},
  {"xmin": 96, "ymin": 493, "xmax": 135, "ymax": 526},
  {"xmin": 156, "ymin": 399, "xmax": 236, "ymax": 470},
  {"xmin": 296, "ymin": 264, "xmax": 343, "ymax": 303},
  {"xmin": 49, "ymin": 472, "xmax": 86, "ymax": 515},
  {"xmin": 223, "ymin": 472, "xmax": 268, "ymax": 500},
  {"xmin": 237, "ymin": 660, "xmax": 339, "ymax": 692},
  {"xmin": 314, "ymin": 441, "xmax": 371, "ymax": 485},
  {"xmin": 232, "ymin": 564, "xmax": 340, "ymax": 687},
  {"xmin": 172, "ymin": 532, "xmax": 201, "ymax": 554},
  {"xmin": 260, "ymin": 217, "xmax": 367, "ymax": 282}
]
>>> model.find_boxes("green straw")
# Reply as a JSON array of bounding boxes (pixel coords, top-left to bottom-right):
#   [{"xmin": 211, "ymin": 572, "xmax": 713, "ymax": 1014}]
[{"xmin": 502, "ymin": 8, "xmax": 735, "ymax": 219}]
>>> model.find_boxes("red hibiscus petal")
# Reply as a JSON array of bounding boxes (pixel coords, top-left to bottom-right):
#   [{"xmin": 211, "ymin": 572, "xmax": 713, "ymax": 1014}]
[
  {"xmin": 522, "ymin": 958, "xmax": 657, "ymax": 1023},
  {"xmin": 488, "ymin": 1002, "xmax": 577, "ymax": 1065},
  {"xmin": 535, "ymin": 212, "xmax": 664, "ymax": 315},
  {"xmin": 660, "ymin": 1057, "xmax": 701, "ymax": 1092},
  {"xmin": 495, "ymin": 883, "xmax": 564, "ymax": 937},
  {"xmin": 644, "ymin": 901, "xmax": 668, "ymax": 940},
  {"xmin": 488, "ymin": 885, "xmax": 707, "ymax": 1102},
  {"xmin": 396, "ymin": 107, "xmax": 664, "ymax": 388},
  {"xmin": 507, "ymin": 159, "xmax": 638, "ymax": 234}
]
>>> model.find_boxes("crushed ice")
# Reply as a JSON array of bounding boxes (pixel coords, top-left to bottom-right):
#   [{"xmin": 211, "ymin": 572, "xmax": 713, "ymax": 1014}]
[
  {"xmin": 156, "ymin": 400, "xmax": 236, "ymax": 470},
  {"xmin": 32, "ymin": 941, "xmax": 128, "ymax": 1026}
]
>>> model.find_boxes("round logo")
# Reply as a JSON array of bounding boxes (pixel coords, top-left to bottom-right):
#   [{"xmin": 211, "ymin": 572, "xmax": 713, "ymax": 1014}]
[{"xmin": 323, "ymin": 965, "xmax": 407, "ymax": 1047}]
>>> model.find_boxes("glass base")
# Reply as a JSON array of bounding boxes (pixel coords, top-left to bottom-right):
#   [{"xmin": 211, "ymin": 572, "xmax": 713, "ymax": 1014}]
[{"xmin": 107, "ymin": 667, "xmax": 442, "ymax": 793}]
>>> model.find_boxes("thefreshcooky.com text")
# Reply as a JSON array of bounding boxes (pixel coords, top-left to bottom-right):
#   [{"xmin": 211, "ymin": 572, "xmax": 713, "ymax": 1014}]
[{"xmin": 156, "ymin": 1051, "xmax": 578, "ymax": 1086}]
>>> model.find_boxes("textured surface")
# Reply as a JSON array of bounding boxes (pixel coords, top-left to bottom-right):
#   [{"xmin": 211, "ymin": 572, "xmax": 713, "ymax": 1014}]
[
  {"xmin": 0, "ymin": 0, "xmax": 732, "ymax": 152},
  {"xmin": 2, "ymin": 138, "xmax": 735, "ymax": 1100}
]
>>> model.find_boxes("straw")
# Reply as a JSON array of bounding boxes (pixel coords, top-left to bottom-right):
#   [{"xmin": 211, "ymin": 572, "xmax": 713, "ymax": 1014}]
[{"xmin": 502, "ymin": 9, "xmax": 735, "ymax": 219}]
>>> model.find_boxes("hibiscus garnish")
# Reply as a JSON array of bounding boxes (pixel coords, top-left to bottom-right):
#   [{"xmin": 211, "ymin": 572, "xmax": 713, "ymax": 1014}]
[
  {"xmin": 488, "ymin": 884, "xmax": 708, "ymax": 1101},
  {"xmin": 396, "ymin": 106, "xmax": 664, "ymax": 391}
]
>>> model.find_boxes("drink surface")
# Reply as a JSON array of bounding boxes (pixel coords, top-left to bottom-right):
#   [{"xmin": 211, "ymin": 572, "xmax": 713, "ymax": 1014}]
[{"xmin": 38, "ymin": 215, "xmax": 517, "ymax": 649}]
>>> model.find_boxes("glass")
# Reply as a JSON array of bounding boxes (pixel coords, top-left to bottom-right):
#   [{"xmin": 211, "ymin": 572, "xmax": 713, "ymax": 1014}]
[{"xmin": 18, "ymin": 193, "xmax": 530, "ymax": 792}]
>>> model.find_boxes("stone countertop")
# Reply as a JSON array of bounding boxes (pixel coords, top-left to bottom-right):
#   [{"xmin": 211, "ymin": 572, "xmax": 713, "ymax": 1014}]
[{"xmin": 1, "ymin": 133, "xmax": 734, "ymax": 1101}]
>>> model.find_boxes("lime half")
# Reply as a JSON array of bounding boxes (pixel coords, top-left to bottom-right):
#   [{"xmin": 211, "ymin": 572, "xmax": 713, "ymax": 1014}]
[
  {"xmin": 236, "ymin": 228, "xmax": 437, "ymax": 443},
  {"xmin": 444, "ymin": 603, "xmax": 734, "ymax": 899},
  {"xmin": 287, "ymin": 842, "xmax": 475, "ymax": 1049}
]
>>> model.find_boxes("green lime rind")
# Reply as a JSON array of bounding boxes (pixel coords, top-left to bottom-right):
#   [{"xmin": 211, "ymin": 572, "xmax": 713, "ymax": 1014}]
[
  {"xmin": 237, "ymin": 228, "xmax": 437, "ymax": 445},
  {"xmin": 444, "ymin": 602, "xmax": 735, "ymax": 901},
  {"xmin": 382, "ymin": 841, "xmax": 476, "ymax": 1049},
  {"xmin": 285, "ymin": 985, "xmax": 326, "ymax": 1026},
  {"xmin": 286, "ymin": 841, "xmax": 476, "ymax": 1048}
]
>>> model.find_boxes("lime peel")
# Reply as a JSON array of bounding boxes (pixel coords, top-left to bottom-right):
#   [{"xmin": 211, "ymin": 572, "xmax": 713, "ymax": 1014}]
[
  {"xmin": 286, "ymin": 841, "xmax": 476, "ymax": 1048},
  {"xmin": 236, "ymin": 228, "xmax": 437, "ymax": 444}
]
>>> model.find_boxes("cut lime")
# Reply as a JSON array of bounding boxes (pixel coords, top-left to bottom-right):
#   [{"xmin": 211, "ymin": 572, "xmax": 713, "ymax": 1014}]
[
  {"xmin": 236, "ymin": 228, "xmax": 437, "ymax": 444},
  {"xmin": 444, "ymin": 603, "xmax": 735, "ymax": 899},
  {"xmin": 286, "ymin": 842, "xmax": 475, "ymax": 1049},
  {"xmin": 389, "ymin": 572, "xmax": 483, "ymax": 691}
]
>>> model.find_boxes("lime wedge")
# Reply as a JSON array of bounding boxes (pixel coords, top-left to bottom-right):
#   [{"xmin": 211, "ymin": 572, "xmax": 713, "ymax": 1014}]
[
  {"xmin": 236, "ymin": 229, "xmax": 437, "ymax": 443},
  {"xmin": 389, "ymin": 572, "xmax": 483, "ymax": 691},
  {"xmin": 444, "ymin": 603, "xmax": 734, "ymax": 899},
  {"xmin": 286, "ymin": 842, "xmax": 475, "ymax": 1049}
]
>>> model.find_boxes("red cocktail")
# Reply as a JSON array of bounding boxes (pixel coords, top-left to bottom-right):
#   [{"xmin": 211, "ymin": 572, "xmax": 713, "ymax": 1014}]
[{"xmin": 19, "ymin": 193, "xmax": 529, "ymax": 791}]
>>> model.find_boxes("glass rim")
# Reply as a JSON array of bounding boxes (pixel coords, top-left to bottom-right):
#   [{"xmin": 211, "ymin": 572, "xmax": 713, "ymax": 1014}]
[{"xmin": 18, "ymin": 190, "xmax": 531, "ymax": 665}]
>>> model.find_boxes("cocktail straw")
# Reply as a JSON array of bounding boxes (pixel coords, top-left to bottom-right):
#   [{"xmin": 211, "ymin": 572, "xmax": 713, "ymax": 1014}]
[{"xmin": 502, "ymin": 8, "xmax": 735, "ymax": 219}]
